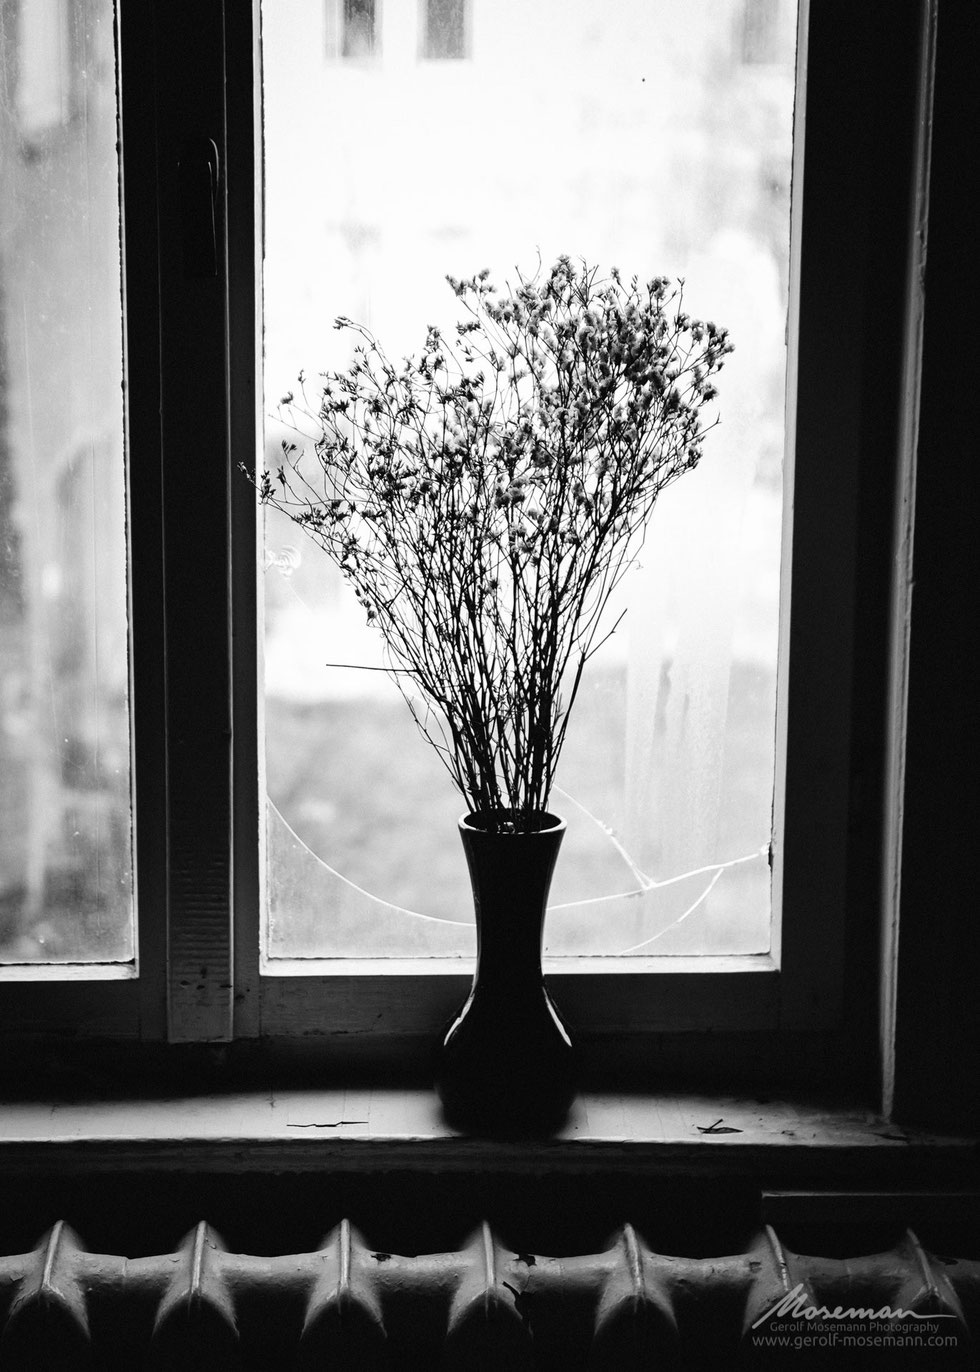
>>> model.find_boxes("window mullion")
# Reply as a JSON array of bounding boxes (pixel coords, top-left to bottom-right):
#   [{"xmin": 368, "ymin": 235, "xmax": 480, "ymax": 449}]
[
  {"xmin": 154, "ymin": 0, "xmax": 234, "ymax": 1042},
  {"xmin": 226, "ymin": 0, "xmax": 262, "ymax": 1039}
]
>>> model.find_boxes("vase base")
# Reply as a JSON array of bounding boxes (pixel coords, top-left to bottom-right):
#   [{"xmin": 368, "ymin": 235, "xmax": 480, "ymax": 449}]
[
  {"xmin": 434, "ymin": 1033, "xmax": 577, "ymax": 1138},
  {"xmin": 436, "ymin": 1085, "xmax": 576, "ymax": 1139}
]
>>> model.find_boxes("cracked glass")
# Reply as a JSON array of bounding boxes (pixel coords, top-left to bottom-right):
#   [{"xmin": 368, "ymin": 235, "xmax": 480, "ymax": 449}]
[{"xmin": 260, "ymin": 0, "xmax": 795, "ymax": 961}]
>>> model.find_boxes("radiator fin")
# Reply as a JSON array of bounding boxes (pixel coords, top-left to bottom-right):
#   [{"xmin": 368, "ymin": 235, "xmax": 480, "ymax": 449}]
[
  {"xmin": 589, "ymin": 1223, "xmax": 679, "ymax": 1370},
  {"xmin": 0, "ymin": 1222, "xmax": 92, "ymax": 1372},
  {"xmin": 444, "ymin": 1223, "xmax": 535, "ymax": 1370},
  {"xmin": 298, "ymin": 1221, "xmax": 387, "ymax": 1371},
  {"xmin": 149, "ymin": 1223, "xmax": 239, "ymax": 1371}
]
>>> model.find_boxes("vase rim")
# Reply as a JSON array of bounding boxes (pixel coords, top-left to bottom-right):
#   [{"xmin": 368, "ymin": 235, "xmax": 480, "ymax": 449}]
[{"xmin": 460, "ymin": 808, "xmax": 565, "ymax": 836}]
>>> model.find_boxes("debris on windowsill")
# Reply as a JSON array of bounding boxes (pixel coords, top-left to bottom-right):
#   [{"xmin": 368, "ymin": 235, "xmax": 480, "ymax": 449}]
[
  {"xmin": 696, "ymin": 1118, "xmax": 744, "ymax": 1135},
  {"xmin": 287, "ymin": 1119, "xmax": 369, "ymax": 1129}
]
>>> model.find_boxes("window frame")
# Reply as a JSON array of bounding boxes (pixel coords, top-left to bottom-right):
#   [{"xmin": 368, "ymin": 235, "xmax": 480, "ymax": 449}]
[{"xmin": 0, "ymin": 0, "xmax": 940, "ymax": 1101}]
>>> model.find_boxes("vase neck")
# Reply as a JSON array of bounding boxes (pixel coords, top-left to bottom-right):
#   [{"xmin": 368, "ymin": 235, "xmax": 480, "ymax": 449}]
[{"xmin": 459, "ymin": 819, "xmax": 564, "ymax": 988}]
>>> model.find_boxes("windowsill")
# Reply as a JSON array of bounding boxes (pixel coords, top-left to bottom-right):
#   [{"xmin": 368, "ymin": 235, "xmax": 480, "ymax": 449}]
[
  {"xmin": 0, "ymin": 963, "xmax": 137, "ymax": 982},
  {"xmin": 259, "ymin": 954, "xmax": 779, "ymax": 977},
  {"xmin": 1, "ymin": 1089, "xmax": 975, "ymax": 1182}
]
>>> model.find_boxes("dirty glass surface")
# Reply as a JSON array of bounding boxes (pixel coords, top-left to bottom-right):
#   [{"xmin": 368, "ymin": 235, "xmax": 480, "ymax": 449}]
[
  {"xmin": 261, "ymin": 0, "xmax": 795, "ymax": 961},
  {"xmin": 0, "ymin": 0, "xmax": 133, "ymax": 965}
]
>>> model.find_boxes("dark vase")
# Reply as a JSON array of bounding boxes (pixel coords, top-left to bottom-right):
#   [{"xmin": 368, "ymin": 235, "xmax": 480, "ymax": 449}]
[{"xmin": 434, "ymin": 809, "xmax": 576, "ymax": 1136}]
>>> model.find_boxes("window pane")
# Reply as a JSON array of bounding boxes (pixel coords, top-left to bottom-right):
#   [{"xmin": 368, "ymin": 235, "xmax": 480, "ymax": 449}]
[
  {"xmin": 0, "ymin": 0, "xmax": 133, "ymax": 965},
  {"xmin": 261, "ymin": 0, "xmax": 794, "ymax": 961}
]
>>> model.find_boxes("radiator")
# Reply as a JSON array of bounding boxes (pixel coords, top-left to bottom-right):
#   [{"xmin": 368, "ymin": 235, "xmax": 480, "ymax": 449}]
[{"xmin": 0, "ymin": 1220, "xmax": 975, "ymax": 1368}]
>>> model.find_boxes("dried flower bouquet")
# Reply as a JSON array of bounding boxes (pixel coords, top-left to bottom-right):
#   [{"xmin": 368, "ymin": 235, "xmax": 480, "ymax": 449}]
[{"xmin": 258, "ymin": 257, "xmax": 731, "ymax": 834}]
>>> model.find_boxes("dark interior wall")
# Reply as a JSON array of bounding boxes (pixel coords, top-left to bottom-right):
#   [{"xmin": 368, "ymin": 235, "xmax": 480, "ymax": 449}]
[{"xmin": 1, "ymin": 1168, "xmax": 974, "ymax": 1263}]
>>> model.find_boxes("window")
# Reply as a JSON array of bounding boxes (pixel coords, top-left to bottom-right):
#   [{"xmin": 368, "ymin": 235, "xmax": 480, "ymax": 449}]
[
  {"xmin": 420, "ymin": 0, "xmax": 468, "ymax": 60},
  {"xmin": 0, "ymin": 0, "xmax": 950, "ymax": 1102},
  {"xmin": 261, "ymin": 1, "xmax": 792, "ymax": 966},
  {"xmin": 739, "ymin": 0, "xmax": 784, "ymax": 65},
  {"xmin": 324, "ymin": 0, "xmax": 380, "ymax": 60},
  {"xmin": 0, "ymin": 0, "xmax": 133, "ymax": 970},
  {"xmin": 13, "ymin": 0, "xmax": 73, "ymax": 145}
]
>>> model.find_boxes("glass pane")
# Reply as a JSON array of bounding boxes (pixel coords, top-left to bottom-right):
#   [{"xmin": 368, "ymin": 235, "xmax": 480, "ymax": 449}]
[
  {"xmin": 261, "ymin": 0, "xmax": 794, "ymax": 961},
  {"xmin": 0, "ymin": 0, "xmax": 133, "ymax": 964}
]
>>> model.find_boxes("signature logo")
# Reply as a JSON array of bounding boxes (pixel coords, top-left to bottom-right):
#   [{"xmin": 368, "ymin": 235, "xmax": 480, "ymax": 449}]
[{"xmin": 751, "ymin": 1283, "xmax": 959, "ymax": 1330}]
